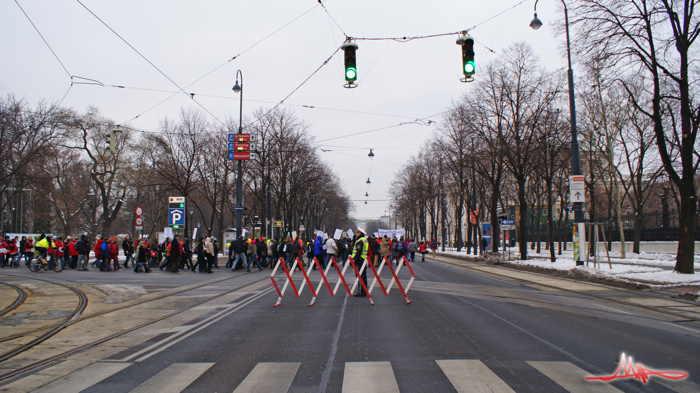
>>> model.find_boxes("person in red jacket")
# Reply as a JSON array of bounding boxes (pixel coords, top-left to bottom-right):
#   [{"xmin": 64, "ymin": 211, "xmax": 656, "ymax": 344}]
[
  {"xmin": 7, "ymin": 237, "xmax": 19, "ymax": 267},
  {"xmin": 93, "ymin": 238, "xmax": 103, "ymax": 268},
  {"xmin": 108, "ymin": 237, "xmax": 119, "ymax": 270},
  {"xmin": 0, "ymin": 239, "xmax": 7, "ymax": 268},
  {"xmin": 419, "ymin": 240, "xmax": 427, "ymax": 262},
  {"xmin": 68, "ymin": 237, "xmax": 79, "ymax": 269},
  {"xmin": 54, "ymin": 237, "xmax": 66, "ymax": 270}
]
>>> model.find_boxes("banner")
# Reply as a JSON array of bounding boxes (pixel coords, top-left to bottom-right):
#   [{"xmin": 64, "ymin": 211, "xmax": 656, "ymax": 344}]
[
  {"xmin": 333, "ymin": 229, "xmax": 342, "ymax": 239},
  {"xmin": 377, "ymin": 228, "xmax": 405, "ymax": 238}
]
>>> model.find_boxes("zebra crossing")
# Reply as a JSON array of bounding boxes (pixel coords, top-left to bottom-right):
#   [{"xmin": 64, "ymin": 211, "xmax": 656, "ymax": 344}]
[{"xmin": 26, "ymin": 359, "xmax": 694, "ymax": 392}]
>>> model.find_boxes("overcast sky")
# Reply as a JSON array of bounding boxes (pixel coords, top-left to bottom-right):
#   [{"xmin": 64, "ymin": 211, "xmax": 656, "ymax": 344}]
[{"xmin": 3, "ymin": 0, "xmax": 566, "ymax": 221}]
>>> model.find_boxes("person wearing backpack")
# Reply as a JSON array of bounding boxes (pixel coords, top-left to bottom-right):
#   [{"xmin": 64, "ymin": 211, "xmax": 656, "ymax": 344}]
[
  {"xmin": 134, "ymin": 241, "xmax": 151, "ymax": 273},
  {"xmin": 430, "ymin": 238, "xmax": 438, "ymax": 257},
  {"xmin": 407, "ymin": 238, "xmax": 418, "ymax": 262}
]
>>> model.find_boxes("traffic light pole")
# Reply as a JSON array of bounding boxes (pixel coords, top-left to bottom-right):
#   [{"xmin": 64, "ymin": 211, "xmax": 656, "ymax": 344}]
[{"xmin": 234, "ymin": 70, "xmax": 243, "ymax": 240}]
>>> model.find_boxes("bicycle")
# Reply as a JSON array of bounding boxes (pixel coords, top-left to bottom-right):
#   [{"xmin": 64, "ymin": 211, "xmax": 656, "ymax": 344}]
[{"xmin": 27, "ymin": 255, "xmax": 64, "ymax": 272}]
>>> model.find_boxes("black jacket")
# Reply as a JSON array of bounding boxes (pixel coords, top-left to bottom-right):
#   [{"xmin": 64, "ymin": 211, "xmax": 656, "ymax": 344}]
[{"xmin": 76, "ymin": 236, "xmax": 90, "ymax": 255}]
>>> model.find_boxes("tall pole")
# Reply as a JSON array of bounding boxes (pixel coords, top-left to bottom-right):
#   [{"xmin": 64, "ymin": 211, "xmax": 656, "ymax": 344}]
[
  {"xmin": 532, "ymin": 0, "xmax": 584, "ymax": 265},
  {"xmin": 562, "ymin": 2, "xmax": 585, "ymax": 266},
  {"xmin": 267, "ymin": 174, "xmax": 272, "ymax": 238},
  {"xmin": 441, "ymin": 177, "xmax": 446, "ymax": 252},
  {"xmin": 233, "ymin": 70, "xmax": 244, "ymax": 240}
]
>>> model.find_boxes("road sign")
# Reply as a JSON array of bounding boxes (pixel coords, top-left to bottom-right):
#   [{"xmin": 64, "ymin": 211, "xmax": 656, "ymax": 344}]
[
  {"xmin": 169, "ymin": 208, "xmax": 185, "ymax": 226},
  {"xmin": 233, "ymin": 152, "xmax": 251, "ymax": 160},
  {"xmin": 135, "ymin": 217, "xmax": 143, "ymax": 226},
  {"xmin": 228, "ymin": 134, "xmax": 235, "ymax": 142},
  {"xmin": 232, "ymin": 134, "xmax": 251, "ymax": 142},
  {"xmin": 228, "ymin": 143, "xmax": 235, "ymax": 151},
  {"xmin": 273, "ymin": 221, "xmax": 283, "ymax": 227},
  {"xmin": 228, "ymin": 152, "xmax": 234, "ymax": 160},
  {"xmin": 232, "ymin": 206, "xmax": 247, "ymax": 211},
  {"xmin": 299, "ymin": 224, "xmax": 305, "ymax": 231},
  {"xmin": 569, "ymin": 175, "xmax": 585, "ymax": 203},
  {"xmin": 135, "ymin": 206, "xmax": 143, "ymax": 216},
  {"xmin": 233, "ymin": 142, "xmax": 250, "ymax": 151},
  {"xmin": 135, "ymin": 226, "xmax": 143, "ymax": 231},
  {"xmin": 501, "ymin": 219, "xmax": 516, "ymax": 230}
]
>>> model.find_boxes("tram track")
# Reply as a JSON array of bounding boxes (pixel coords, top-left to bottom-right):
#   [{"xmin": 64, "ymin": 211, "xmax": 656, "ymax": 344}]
[
  {"xmin": 0, "ymin": 273, "xmax": 271, "ymax": 383},
  {"xmin": 0, "ymin": 276, "xmax": 88, "ymax": 364},
  {"xmin": 0, "ymin": 283, "xmax": 26, "ymax": 318}
]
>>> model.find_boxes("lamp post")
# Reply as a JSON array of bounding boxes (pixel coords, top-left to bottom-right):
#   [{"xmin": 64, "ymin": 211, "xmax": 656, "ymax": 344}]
[
  {"xmin": 232, "ymin": 70, "xmax": 244, "ymax": 240},
  {"xmin": 189, "ymin": 207, "xmax": 194, "ymax": 239},
  {"xmin": 530, "ymin": 0, "xmax": 584, "ymax": 265}
]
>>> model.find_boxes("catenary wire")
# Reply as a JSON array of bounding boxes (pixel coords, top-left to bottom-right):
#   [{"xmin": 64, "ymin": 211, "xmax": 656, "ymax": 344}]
[
  {"xmin": 75, "ymin": 0, "xmax": 225, "ymax": 125},
  {"xmin": 14, "ymin": 0, "xmax": 72, "ymax": 78},
  {"xmin": 348, "ymin": 0, "xmax": 528, "ymax": 42},
  {"xmin": 120, "ymin": 3, "xmax": 321, "ymax": 125}
]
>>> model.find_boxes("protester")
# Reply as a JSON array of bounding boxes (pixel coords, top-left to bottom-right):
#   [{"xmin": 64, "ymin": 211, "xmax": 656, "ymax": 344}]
[{"xmin": 76, "ymin": 235, "xmax": 90, "ymax": 271}]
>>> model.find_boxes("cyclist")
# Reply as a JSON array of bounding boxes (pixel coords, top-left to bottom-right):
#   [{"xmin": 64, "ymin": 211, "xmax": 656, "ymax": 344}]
[{"xmin": 34, "ymin": 234, "xmax": 53, "ymax": 267}]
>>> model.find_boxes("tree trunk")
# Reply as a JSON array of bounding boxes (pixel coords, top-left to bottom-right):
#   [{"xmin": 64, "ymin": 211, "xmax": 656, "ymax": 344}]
[
  {"xmin": 517, "ymin": 177, "xmax": 528, "ymax": 260},
  {"xmin": 675, "ymin": 184, "xmax": 697, "ymax": 273}
]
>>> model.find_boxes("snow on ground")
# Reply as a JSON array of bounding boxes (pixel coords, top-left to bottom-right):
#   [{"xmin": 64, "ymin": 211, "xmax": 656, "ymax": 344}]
[
  {"xmin": 91, "ymin": 284, "xmax": 149, "ymax": 304},
  {"xmin": 437, "ymin": 247, "xmax": 700, "ymax": 289}
]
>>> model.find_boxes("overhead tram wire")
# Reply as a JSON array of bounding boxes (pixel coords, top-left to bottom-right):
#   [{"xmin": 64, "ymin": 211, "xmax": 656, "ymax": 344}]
[
  {"xmin": 246, "ymin": 46, "xmax": 342, "ymax": 129},
  {"xmin": 119, "ymin": 3, "xmax": 322, "ymax": 125},
  {"xmin": 76, "ymin": 0, "xmax": 225, "ymax": 126},
  {"xmin": 14, "ymin": 0, "xmax": 74, "ymax": 107}
]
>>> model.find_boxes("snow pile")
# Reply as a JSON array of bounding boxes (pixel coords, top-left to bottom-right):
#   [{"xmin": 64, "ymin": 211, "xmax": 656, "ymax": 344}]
[{"xmin": 437, "ymin": 248, "xmax": 699, "ymax": 288}]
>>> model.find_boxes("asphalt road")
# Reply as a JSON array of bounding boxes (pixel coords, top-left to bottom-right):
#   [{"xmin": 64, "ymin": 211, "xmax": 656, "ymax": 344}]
[{"xmin": 5, "ymin": 256, "xmax": 700, "ymax": 392}]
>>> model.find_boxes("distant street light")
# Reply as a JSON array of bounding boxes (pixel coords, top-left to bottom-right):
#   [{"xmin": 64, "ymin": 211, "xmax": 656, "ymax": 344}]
[
  {"xmin": 366, "ymin": 178, "xmax": 371, "ymax": 184},
  {"xmin": 368, "ymin": 149, "xmax": 375, "ymax": 157}
]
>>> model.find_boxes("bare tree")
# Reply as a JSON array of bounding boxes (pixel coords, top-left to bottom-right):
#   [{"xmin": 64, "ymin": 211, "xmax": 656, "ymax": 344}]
[{"xmin": 572, "ymin": 0, "xmax": 700, "ymax": 272}]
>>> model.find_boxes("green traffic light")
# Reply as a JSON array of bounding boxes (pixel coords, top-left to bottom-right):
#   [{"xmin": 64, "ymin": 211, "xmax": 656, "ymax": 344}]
[
  {"xmin": 464, "ymin": 61, "xmax": 475, "ymax": 75},
  {"xmin": 346, "ymin": 67, "xmax": 357, "ymax": 80}
]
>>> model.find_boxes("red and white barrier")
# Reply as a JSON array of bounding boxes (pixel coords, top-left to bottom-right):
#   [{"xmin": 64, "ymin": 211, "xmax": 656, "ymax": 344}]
[{"xmin": 270, "ymin": 254, "xmax": 416, "ymax": 307}]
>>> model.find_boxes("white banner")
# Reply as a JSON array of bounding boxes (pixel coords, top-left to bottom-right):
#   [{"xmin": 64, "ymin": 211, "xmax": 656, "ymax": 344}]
[
  {"xmin": 164, "ymin": 227, "xmax": 173, "ymax": 239},
  {"xmin": 348, "ymin": 228, "xmax": 353, "ymax": 238},
  {"xmin": 333, "ymin": 229, "xmax": 342, "ymax": 239},
  {"xmin": 192, "ymin": 227, "xmax": 198, "ymax": 240},
  {"xmin": 377, "ymin": 228, "xmax": 405, "ymax": 238}
]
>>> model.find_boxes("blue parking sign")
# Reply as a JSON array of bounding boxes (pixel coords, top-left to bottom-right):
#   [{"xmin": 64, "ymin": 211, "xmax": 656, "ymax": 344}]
[
  {"xmin": 228, "ymin": 134, "xmax": 235, "ymax": 142},
  {"xmin": 228, "ymin": 152, "xmax": 234, "ymax": 160},
  {"xmin": 169, "ymin": 208, "xmax": 185, "ymax": 226}
]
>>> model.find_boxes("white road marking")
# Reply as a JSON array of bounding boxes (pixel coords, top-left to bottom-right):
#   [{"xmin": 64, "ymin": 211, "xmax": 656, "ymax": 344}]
[
  {"xmin": 436, "ymin": 359, "xmax": 515, "ymax": 393},
  {"xmin": 232, "ymin": 362, "xmax": 300, "ymax": 393},
  {"xmin": 32, "ymin": 362, "xmax": 131, "ymax": 393},
  {"xmin": 342, "ymin": 361, "xmax": 400, "ymax": 393},
  {"xmin": 129, "ymin": 363, "xmax": 214, "ymax": 393},
  {"xmin": 527, "ymin": 361, "xmax": 623, "ymax": 393}
]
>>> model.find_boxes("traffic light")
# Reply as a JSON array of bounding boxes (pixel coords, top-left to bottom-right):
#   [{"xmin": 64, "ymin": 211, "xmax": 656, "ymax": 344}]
[
  {"xmin": 341, "ymin": 40, "xmax": 358, "ymax": 88},
  {"xmin": 456, "ymin": 34, "xmax": 475, "ymax": 82},
  {"xmin": 104, "ymin": 134, "xmax": 111, "ymax": 151}
]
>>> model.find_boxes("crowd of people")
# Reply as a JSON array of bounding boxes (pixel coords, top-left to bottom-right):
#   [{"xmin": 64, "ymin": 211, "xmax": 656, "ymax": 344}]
[{"xmin": 0, "ymin": 231, "xmax": 440, "ymax": 275}]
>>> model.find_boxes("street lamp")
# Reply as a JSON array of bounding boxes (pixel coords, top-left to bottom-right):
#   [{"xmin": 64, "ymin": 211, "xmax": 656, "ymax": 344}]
[
  {"xmin": 232, "ymin": 69, "xmax": 244, "ymax": 240},
  {"xmin": 531, "ymin": 0, "xmax": 584, "ymax": 265},
  {"xmin": 189, "ymin": 207, "xmax": 194, "ymax": 239}
]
